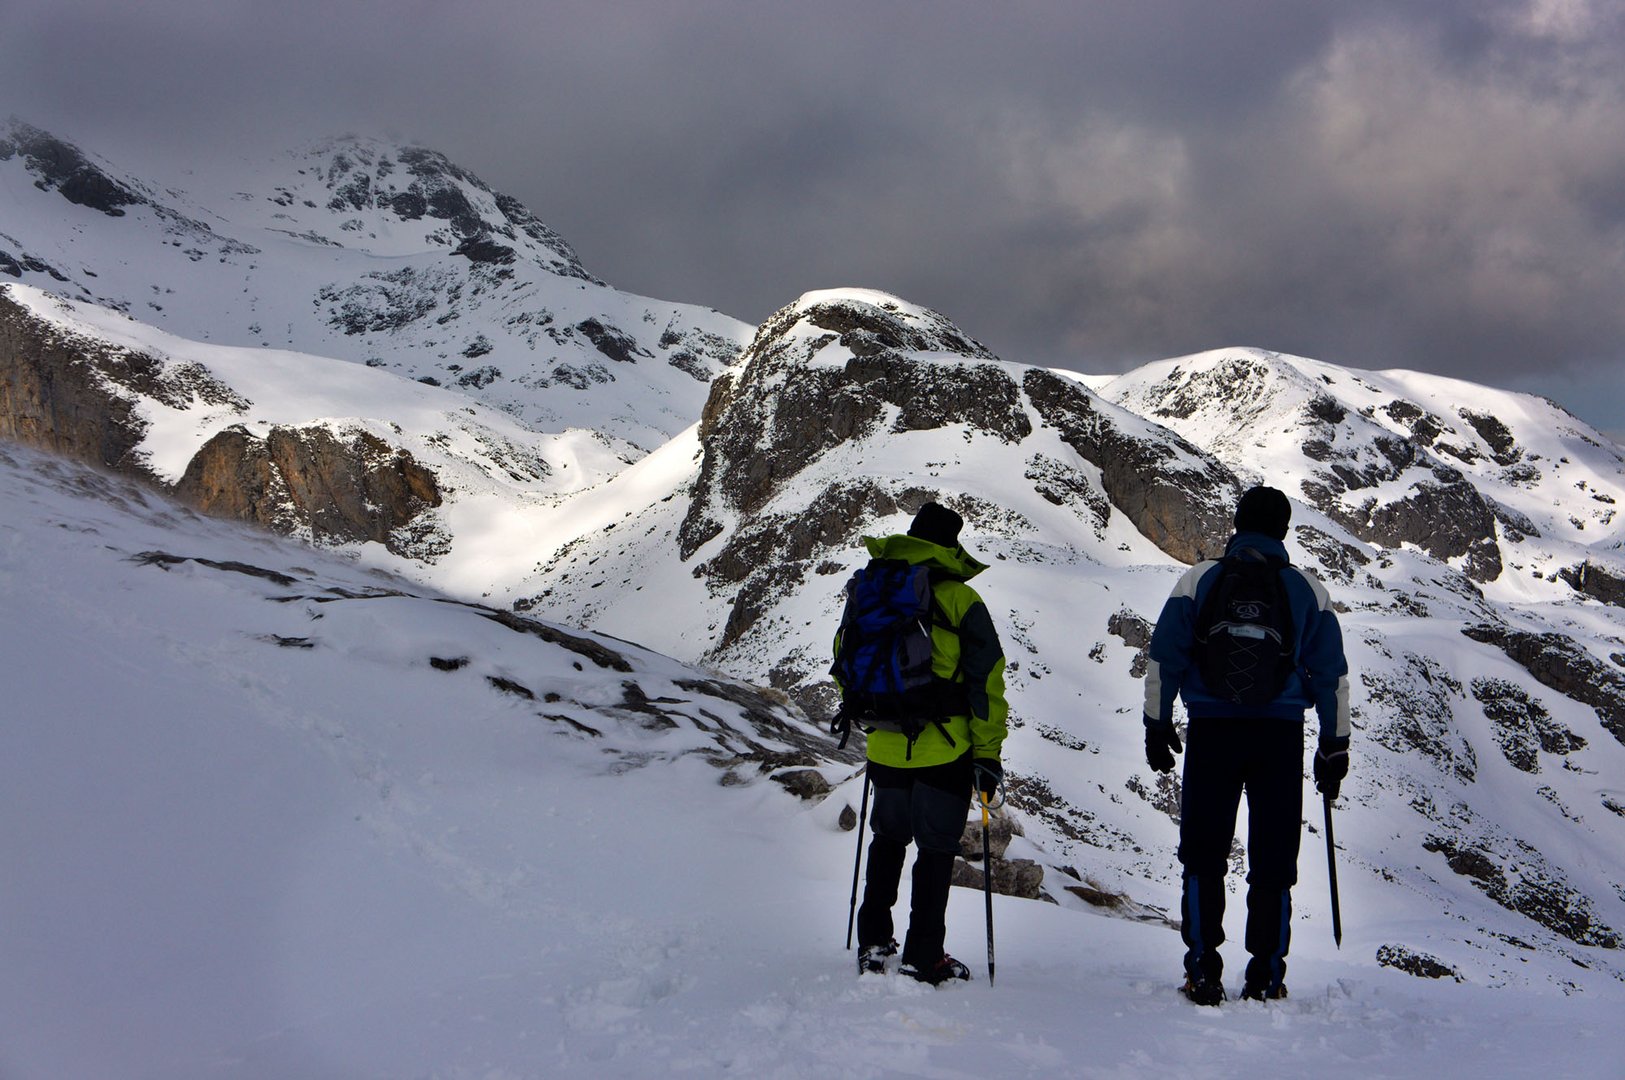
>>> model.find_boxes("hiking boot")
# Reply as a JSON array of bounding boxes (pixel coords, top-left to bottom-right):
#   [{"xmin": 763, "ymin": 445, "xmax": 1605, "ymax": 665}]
[
  {"xmin": 858, "ymin": 939, "xmax": 899, "ymax": 975},
  {"xmin": 1239, "ymin": 981, "xmax": 1288, "ymax": 1002},
  {"xmin": 1180, "ymin": 975, "xmax": 1226, "ymax": 1006},
  {"xmin": 900, "ymin": 954, "xmax": 972, "ymax": 985}
]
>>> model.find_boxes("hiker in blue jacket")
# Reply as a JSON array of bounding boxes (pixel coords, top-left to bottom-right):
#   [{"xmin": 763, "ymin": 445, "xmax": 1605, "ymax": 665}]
[{"xmin": 1142, "ymin": 486, "xmax": 1350, "ymax": 1005}]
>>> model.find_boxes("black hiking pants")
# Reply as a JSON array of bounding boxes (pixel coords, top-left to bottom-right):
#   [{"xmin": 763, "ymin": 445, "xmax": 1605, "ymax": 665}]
[
  {"xmin": 1177, "ymin": 716, "xmax": 1304, "ymax": 991},
  {"xmin": 857, "ymin": 753, "xmax": 974, "ymax": 967}
]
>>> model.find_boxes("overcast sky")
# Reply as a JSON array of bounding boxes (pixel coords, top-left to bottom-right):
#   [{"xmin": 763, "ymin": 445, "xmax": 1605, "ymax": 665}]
[{"xmin": 5, "ymin": 0, "xmax": 1625, "ymax": 436}]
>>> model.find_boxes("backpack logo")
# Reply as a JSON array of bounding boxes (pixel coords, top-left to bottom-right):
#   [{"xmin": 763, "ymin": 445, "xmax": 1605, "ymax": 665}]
[{"xmin": 1193, "ymin": 553, "xmax": 1297, "ymax": 707}]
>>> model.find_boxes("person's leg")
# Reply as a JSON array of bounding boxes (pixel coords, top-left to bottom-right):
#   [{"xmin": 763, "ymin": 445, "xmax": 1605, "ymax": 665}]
[
  {"xmin": 1241, "ymin": 719, "xmax": 1305, "ymax": 994},
  {"xmin": 1178, "ymin": 718, "xmax": 1245, "ymax": 986},
  {"xmin": 900, "ymin": 758, "xmax": 973, "ymax": 969},
  {"xmin": 857, "ymin": 778, "xmax": 913, "ymax": 950}
]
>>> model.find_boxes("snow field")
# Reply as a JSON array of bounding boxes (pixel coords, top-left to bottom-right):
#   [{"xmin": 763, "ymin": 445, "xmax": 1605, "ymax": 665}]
[{"xmin": 4, "ymin": 445, "xmax": 1622, "ymax": 1079}]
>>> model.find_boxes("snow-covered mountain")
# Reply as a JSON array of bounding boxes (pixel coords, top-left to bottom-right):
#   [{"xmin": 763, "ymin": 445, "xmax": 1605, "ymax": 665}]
[
  {"xmin": 1, "ymin": 118, "xmax": 749, "ymax": 452},
  {"xmin": 1100, "ymin": 347, "xmax": 1625, "ymax": 589},
  {"xmin": 5, "ymin": 122, "xmax": 1625, "ymax": 1075}
]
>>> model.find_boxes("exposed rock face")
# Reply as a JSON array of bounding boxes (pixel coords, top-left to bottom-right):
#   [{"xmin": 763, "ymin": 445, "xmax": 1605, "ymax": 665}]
[
  {"xmin": 175, "ymin": 424, "xmax": 443, "ymax": 556},
  {"xmin": 1296, "ymin": 395, "xmax": 1506, "ymax": 581},
  {"xmin": 306, "ymin": 137, "xmax": 595, "ymax": 282},
  {"xmin": 0, "ymin": 120, "xmax": 146, "ymax": 217},
  {"xmin": 2, "ymin": 289, "xmax": 443, "ymax": 558},
  {"xmin": 1022, "ymin": 369, "xmax": 1238, "ymax": 563},
  {"xmin": 1, "ymin": 289, "xmax": 245, "ymax": 475},
  {"xmin": 1293, "ymin": 524, "xmax": 1372, "ymax": 586},
  {"xmin": 1376, "ymin": 944, "xmax": 1462, "ymax": 981},
  {"xmin": 1106, "ymin": 609, "xmax": 1153, "ymax": 678},
  {"xmin": 1470, "ymin": 677, "xmax": 1585, "ymax": 773},
  {"xmin": 681, "ymin": 294, "xmax": 1026, "ymax": 557},
  {"xmin": 952, "ymin": 854, "xmax": 1045, "ymax": 901},
  {"xmin": 1422, "ymin": 833, "xmax": 1620, "ymax": 948},
  {"xmin": 0, "ymin": 291, "xmax": 152, "ymax": 473},
  {"xmin": 680, "ymin": 292, "xmax": 1236, "ymax": 569},
  {"xmin": 1559, "ymin": 559, "xmax": 1625, "ymax": 608},
  {"xmin": 1361, "ymin": 648, "xmax": 1477, "ymax": 782},
  {"xmin": 1462, "ymin": 623, "xmax": 1625, "ymax": 748},
  {"xmin": 1305, "ymin": 458, "xmax": 1503, "ymax": 582},
  {"xmin": 672, "ymin": 292, "xmax": 1244, "ymax": 707},
  {"xmin": 1104, "ymin": 351, "xmax": 1513, "ymax": 581}
]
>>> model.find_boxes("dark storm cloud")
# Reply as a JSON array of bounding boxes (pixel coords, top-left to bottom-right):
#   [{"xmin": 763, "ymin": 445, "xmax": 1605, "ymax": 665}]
[{"xmin": 4, "ymin": 0, "xmax": 1624, "ymax": 433}]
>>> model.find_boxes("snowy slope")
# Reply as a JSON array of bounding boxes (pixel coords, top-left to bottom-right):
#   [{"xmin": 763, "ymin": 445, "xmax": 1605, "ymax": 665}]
[
  {"xmin": 4, "ymin": 443, "xmax": 1621, "ymax": 1080},
  {"xmin": 1, "ymin": 120, "xmax": 750, "ymax": 450}
]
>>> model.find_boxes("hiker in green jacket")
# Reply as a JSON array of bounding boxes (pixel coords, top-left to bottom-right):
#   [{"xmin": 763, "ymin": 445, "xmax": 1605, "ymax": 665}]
[{"xmin": 835, "ymin": 501, "xmax": 1008, "ymax": 983}]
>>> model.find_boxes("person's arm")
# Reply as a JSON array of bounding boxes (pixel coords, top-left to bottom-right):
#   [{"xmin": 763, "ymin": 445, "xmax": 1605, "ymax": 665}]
[
  {"xmin": 1292, "ymin": 569, "xmax": 1351, "ymax": 746},
  {"xmin": 1143, "ymin": 561, "xmax": 1210, "ymax": 726},
  {"xmin": 957, "ymin": 598, "xmax": 1008, "ymax": 760}
]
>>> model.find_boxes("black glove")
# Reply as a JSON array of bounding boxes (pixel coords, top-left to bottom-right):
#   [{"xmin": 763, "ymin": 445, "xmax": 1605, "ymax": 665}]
[
  {"xmin": 974, "ymin": 758, "xmax": 1003, "ymax": 803},
  {"xmin": 1144, "ymin": 717, "xmax": 1182, "ymax": 774},
  {"xmin": 1314, "ymin": 738, "xmax": 1350, "ymax": 800}
]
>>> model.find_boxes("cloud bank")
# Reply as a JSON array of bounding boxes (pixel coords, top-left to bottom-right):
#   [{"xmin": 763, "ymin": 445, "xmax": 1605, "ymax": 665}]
[{"xmin": 4, "ymin": 0, "xmax": 1623, "ymax": 431}]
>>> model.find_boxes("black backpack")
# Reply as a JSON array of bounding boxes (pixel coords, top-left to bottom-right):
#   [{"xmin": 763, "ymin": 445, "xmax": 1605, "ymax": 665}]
[
  {"xmin": 829, "ymin": 559, "xmax": 963, "ymax": 750},
  {"xmin": 1193, "ymin": 552, "xmax": 1298, "ymax": 707}
]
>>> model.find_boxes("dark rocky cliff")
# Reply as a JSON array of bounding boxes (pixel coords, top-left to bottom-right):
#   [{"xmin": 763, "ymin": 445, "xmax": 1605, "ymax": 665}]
[{"xmin": 1, "ymin": 289, "xmax": 441, "ymax": 554}]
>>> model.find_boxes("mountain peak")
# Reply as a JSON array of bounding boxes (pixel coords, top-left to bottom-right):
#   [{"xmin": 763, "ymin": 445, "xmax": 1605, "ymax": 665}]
[
  {"xmin": 0, "ymin": 117, "xmax": 148, "ymax": 217},
  {"xmin": 252, "ymin": 133, "xmax": 595, "ymax": 279}
]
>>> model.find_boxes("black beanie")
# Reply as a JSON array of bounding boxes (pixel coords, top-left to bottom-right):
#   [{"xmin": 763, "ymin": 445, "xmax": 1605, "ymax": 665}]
[
  {"xmin": 908, "ymin": 501, "xmax": 963, "ymax": 549},
  {"xmin": 1234, "ymin": 486, "xmax": 1291, "ymax": 540}
]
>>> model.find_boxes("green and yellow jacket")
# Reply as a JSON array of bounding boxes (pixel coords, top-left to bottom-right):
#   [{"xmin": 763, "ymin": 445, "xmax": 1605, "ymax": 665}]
[{"xmin": 833, "ymin": 533, "xmax": 1009, "ymax": 769}]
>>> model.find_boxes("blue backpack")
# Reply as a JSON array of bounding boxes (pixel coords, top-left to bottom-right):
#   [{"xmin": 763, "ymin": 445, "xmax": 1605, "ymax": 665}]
[{"xmin": 830, "ymin": 559, "xmax": 962, "ymax": 751}]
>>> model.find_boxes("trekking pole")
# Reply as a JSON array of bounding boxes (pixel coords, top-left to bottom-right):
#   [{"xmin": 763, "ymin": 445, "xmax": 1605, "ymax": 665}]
[
  {"xmin": 1323, "ymin": 791, "xmax": 1342, "ymax": 948},
  {"xmin": 981, "ymin": 791, "xmax": 996, "ymax": 986},
  {"xmin": 846, "ymin": 771, "xmax": 871, "ymax": 950}
]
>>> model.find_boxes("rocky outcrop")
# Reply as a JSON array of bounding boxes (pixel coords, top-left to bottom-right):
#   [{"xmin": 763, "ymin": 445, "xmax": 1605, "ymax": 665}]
[
  {"xmin": 1422, "ymin": 833, "xmax": 1620, "ymax": 948},
  {"xmin": 1106, "ymin": 352, "xmax": 1516, "ymax": 581},
  {"xmin": 0, "ymin": 289, "xmax": 243, "ymax": 475},
  {"xmin": 1462, "ymin": 623, "xmax": 1625, "ymax": 749},
  {"xmin": 0, "ymin": 120, "xmax": 146, "ymax": 217},
  {"xmin": 175, "ymin": 424, "xmax": 443, "ymax": 556},
  {"xmin": 1, "ymin": 292, "xmax": 151, "ymax": 473},
  {"xmin": 1558, "ymin": 560, "xmax": 1625, "ymax": 608},
  {"xmin": 1106, "ymin": 609, "xmax": 1153, "ymax": 678},
  {"xmin": 1022, "ymin": 369, "xmax": 1238, "ymax": 563},
  {"xmin": 682, "ymin": 293, "xmax": 1237, "ymax": 570},
  {"xmin": 1470, "ymin": 677, "xmax": 1586, "ymax": 773},
  {"xmin": 2, "ymin": 288, "xmax": 444, "ymax": 558},
  {"xmin": 681, "ymin": 294, "xmax": 1027, "ymax": 556},
  {"xmin": 1376, "ymin": 944, "xmax": 1463, "ymax": 981},
  {"xmin": 304, "ymin": 137, "xmax": 596, "ymax": 282},
  {"xmin": 1362, "ymin": 650, "xmax": 1477, "ymax": 782},
  {"xmin": 953, "ymin": 807, "xmax": 1046, "ymax": 900},
  {"xmin": 1306, "ymin": 459, "xmax": 1503, "ymax": 582}
]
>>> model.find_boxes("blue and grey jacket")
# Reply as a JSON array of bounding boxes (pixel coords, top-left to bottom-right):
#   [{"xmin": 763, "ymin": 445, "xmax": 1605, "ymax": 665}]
[{"xmin": 1142, "ymin": 531, "xmax": 1351, "ymax": 746}]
